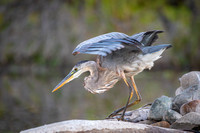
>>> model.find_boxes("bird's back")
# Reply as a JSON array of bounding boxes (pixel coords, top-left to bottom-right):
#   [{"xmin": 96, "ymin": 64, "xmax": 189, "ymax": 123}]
[
  {"xmin": 100, "ymin": 48, "xmax": 166, "ymax": 77},
  {"xmin": 99, "ymin": 31, "xmax": 171, "ymax": 77}
]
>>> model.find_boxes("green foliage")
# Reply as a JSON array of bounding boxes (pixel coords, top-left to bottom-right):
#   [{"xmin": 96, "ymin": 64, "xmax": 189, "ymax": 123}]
[
  {"xmin": 0, "ymin": 102, "xmax": 6, "ymax": 118},
  {"xmin": 0, "ymin": 13, "xmax": 11, "ymax": 32},
  {"xmin": 31, "ymin": 48, "xmax": 45, "ymax": 65},
  {"xmin": 27, "ymin": 12, "xmax": 40, "ymax": 26},
  {"xmin": 0, "ymin": 0, "xmax": 15, "ymax": 5}
]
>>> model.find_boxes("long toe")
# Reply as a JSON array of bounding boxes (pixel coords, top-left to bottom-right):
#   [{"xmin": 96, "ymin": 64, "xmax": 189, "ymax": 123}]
[
  {"xmin": 106, "ymin": 111, "xmax": 119, "ymax": 119},
  {"xmin": 117, "ymin": 115, "xmax": 124, "ymax": 121}
]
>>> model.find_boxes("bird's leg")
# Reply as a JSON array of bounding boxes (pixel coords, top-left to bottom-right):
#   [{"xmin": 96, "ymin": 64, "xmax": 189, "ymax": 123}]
[
  {"xmin": 120, "ymin": 80, "xmax": 134, "ymax": 120},
  {"xmin": 107, "ymin": 76, "xmax": 142, "ymax": 119},
  {"xmin": 130, "ymin": 76, "xmax": 142, "ymax": 105},
  {"xmin": 107, "ymin": 71, "xmax": 134, "ymax": 120}
]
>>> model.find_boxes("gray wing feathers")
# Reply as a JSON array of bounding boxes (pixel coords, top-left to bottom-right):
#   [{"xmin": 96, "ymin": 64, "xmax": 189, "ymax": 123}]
[
  {"xmin": 73, "ymin": 32, "xmax": 129, "ymax": 56},
  {"xmin": 141, "ymin": 44, "xmax": 171, "ymax": 54},
  {"xmin": 131, "ymin": 30, "xmax": 163, "ymax": 46},
  {"xmin": 74, "ymin": 42, "xmax": 125, "ymax": 56},
  {"xmin": 131, "ymin": 32, "xmax": 146, "ymax": 42},
  {"xmin": 75, "ymin": 32, "xmax": 128, "ymax": 49},
  {"xmin": 72, "ymin": 30, "xmax": 165, "ymax": 56}
]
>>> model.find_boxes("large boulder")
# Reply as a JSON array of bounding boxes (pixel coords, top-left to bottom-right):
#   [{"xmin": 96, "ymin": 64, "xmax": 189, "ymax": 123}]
[
  {"xmin": 172, "ymin": 85, "xmax": 200, "ymax": 112},
  {"xmin": 170, "ymin": 112, "xmax": 200, "ymax": 130},
  {"xmin": 148, "ymin": 95, "xmax": 172, "ymax": 121},
  {"xmin": 175, "ymin": 71, "xmax": 200, "ymax": 96},
  {"xmin": 21, "ymin": 120, "xmax": 185, "ymax": 133}
]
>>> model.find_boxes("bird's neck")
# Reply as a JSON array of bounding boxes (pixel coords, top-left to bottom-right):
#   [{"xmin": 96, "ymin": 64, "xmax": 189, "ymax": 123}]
[
  {"xmin": 83, "ymin": 61, "xmax": 120, "ymax": 94},
  {"xmin": 83, "ymin": 61, "xmax": 98, "ymax": 81},
  {"xmin": 83, "ymin": 61, "xmax": 99, "ymax": 92}
]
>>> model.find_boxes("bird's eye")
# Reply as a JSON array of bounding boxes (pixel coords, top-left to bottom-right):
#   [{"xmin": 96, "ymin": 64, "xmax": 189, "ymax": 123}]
[{"xmin": 74, "ymin": 68, "xmax": 78, "ymax": 71}]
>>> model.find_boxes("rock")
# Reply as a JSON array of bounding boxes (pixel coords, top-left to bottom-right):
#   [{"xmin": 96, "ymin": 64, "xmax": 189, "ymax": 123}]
[
  {"xmin": 180, "ymin": 71, "xmax": 200, "ymax": 90},
  {"xmin": 122, "ymin": 106, "xmax": 150, "ymax": 122},
  {"xmin": 163, "ymin": 109, "xmax": 182, "ymax": 124},
  {"xmin": 175, "ymin": 71, "xmax": 200, "ymax": 96},
  {"xmin": 175, "ymin": 87, "xmax": 183, "ymax": 96},
  {"xmin": 138, "ymin": 120, "xmax": 156, "ymax": 125},
  {"xmin": 148, "ymin": 95, "xmax": 172, "ymax": 121},
  {"xmin": 151, "ymin": 121, "xmax": 170, "ymax": 128},
  {"xmin": 170, "ymin": 112, "xmax": 200, "ymax": 130},
  {"xmin": 21, "ymin": 119, "xmax": 186, "ymax": 133},
  {"xmin": 180, "ymin": 100, "xmax": 200, "ymax": 115},
  {"xmin": 172, "ymin": 85, "xmax": 200, "ymax": 112}
]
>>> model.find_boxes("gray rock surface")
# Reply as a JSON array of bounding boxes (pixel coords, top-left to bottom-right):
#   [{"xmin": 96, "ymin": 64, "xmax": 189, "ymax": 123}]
[
  {"xmin": 180, "ymin": 71, "xmax": 200, "ymax": 90},
  {"xmin": 180, "ymin": 100, "xmax": 200, "ymax": 115},
  {"xmin": 175, "ymin": 87, "xmax": 183, "ymax": 96},
  {"xmin": 149, "ymin": 95, "xmax": 172, "ymax": 121},
  {"xmin": 172, "ymin": 85, "xmax": 200, "ymax": 112},
  {"xmin": 120, "ymin": 106, "xmax": 150, "ymax": 122},
  {"xmin": 163, "ymin": 109, "xmax": 182, "ymax": 124},
  {"xmin": 138, "ymin": 120, "xmax": 156, "ymax": 125},
  {"xmin": 21, "ymin": 119, "xmax": 186, "ymax": 133},
  {"xmin": 170, "ymin": 112, "xmax": 200, "ymax": 130},
  {"xmin": 176, "ymin": 71, "xmax": 200, "ymax": 96}
]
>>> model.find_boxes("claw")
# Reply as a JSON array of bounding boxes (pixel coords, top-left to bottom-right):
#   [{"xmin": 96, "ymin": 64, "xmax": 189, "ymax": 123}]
[
  {"xmin": 106, "ymin": 111, "xmax": 126, "ymax": 121},
  {"xmin": 117, "ymin": 115, "xmax": 124, "ymax": 121}
]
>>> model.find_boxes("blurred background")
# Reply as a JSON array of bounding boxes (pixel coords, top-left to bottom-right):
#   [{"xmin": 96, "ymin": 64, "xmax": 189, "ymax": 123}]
[{"xmin": 0, "ymin": 0, "xmax": 200, "ymax": 132}]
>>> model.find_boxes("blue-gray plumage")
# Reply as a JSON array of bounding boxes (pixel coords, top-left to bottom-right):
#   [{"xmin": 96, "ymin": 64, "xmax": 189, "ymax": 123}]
[
  {"xmin": 72, "ymin": 30, "xmax": 170, "ymax": 56},
  {"xmin": 52, "ymin": 30, "xmax": 172, "ymax": 120}
]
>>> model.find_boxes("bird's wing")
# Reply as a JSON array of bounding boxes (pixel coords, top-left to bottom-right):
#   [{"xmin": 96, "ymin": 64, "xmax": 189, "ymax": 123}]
[
  {"xmin": 131, "ymin": 30, "xmax": 163, "ymax": 46},
  {"xmin": 72, "ymin": 32, "xmax": 143, "ymax": 56}
]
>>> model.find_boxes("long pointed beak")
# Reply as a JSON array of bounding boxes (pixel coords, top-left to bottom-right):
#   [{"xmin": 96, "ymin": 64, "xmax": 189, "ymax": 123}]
[{"xmin": 52, "ymin": 73, "xmax": 74, "ymax": 92}]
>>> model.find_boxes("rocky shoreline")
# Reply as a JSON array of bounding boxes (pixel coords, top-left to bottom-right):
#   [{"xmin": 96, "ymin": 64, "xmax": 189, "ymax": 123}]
[
  {"xmin": 112, "ymin": 71, "xmax": 200, "ymax": 132},
  {"xmin": 21, "ymin": 71, "xmax": 200, "ymax": 133}
]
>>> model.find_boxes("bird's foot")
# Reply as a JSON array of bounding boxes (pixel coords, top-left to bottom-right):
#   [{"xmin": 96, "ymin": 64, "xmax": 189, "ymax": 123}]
[
  {"xmin": 106, "ymin": 105, "xmax": 126, "ymax": 119},
  {"xmin": 106, "ymin": 111, "xmax": 126, "ymax": 121},
  {"xmin": 106, "ymin": 110, "xmax": 120, "ymax": 119},
  {"xmin": 107, "ymin": 114, "xmax": 132, "ymax": 122},
  {"xmin": 117, "ymin": 115, "xmax": 125, "ymax": 121},
  {"xmin": 105, "ymin": 115, "xmax": 125, "ymax": 121}
]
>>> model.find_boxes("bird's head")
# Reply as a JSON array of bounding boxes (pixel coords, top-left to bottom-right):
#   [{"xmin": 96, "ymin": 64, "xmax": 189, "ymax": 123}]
[{"xmin": 52, "ymin": 60, "xmax": 90, "ymax": 92}]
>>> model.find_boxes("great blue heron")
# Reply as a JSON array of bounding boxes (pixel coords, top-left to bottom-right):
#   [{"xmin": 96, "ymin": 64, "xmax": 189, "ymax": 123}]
[{"xmin": 52, "ymin": 30, "xmax": 171, "ymax": 120}]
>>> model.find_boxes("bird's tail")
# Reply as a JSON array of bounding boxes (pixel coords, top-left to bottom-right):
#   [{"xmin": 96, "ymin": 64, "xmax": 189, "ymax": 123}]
[{"xmin": 141, "ymin": 44, "xmax": 172, "ymax": 54}]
